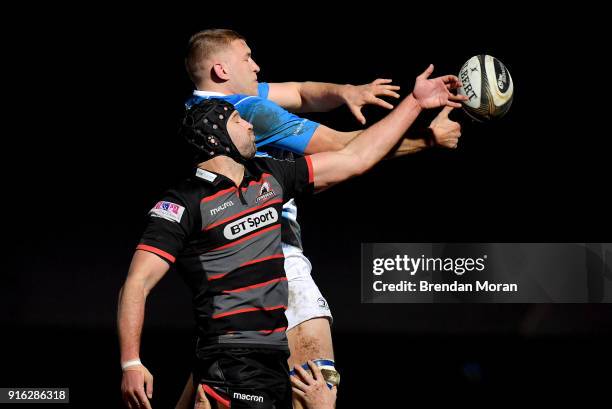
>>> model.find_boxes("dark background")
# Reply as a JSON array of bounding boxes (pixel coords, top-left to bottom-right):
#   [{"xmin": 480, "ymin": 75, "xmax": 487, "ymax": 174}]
[{"xmin": 3, "ymin": 4, "xmax": 611, "ymax": 407}]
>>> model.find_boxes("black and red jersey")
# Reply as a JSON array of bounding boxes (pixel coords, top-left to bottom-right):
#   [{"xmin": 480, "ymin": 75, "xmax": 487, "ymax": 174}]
[{"xmin": 137, "ymin": 156, "xmax": 314, "ymax": 352}]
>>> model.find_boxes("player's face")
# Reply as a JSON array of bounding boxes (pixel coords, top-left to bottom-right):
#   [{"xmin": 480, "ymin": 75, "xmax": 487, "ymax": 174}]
[
  {"xmin": 227, "ymin": 110, "xmax": 256, "ymax": 159},
  {"xmin": 226, "ymin": 40, "xmax": 260, "ymax": 96}
]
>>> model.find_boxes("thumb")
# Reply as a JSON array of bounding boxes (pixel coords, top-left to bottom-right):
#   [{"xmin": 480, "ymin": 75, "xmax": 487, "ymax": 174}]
[
  {"xmin": 195, "ymin": 385, "xmax": 212, "ymax": 409},
  {"xmin": 418, "ymin": 64, "xmax": 434, "ymax": 79},
  {"xmin": 440, "ymin": 106, "xmax": 454, "ymax": 117},
  {"xmin": 145, "ymin": 373, "xmax": 153, "ymax": 399},
  {"xmin": 349, "ymin": 105, "xmax": 366, "ymax": 125}
]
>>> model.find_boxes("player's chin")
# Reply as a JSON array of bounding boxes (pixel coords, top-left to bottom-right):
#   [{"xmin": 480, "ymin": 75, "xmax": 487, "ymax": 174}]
[{"xmin": 243, "ymin": 145, "xmax": 256, "ymax": 160}]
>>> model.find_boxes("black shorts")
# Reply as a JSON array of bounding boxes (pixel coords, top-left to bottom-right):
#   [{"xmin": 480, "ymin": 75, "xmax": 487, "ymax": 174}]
[{"xmin": 193, "ymin": 348, "xmax": 291, "ymax": 409}]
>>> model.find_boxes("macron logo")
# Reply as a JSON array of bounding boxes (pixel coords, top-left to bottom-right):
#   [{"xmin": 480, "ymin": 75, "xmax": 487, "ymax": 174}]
[
  {"xmin": 233, "ymin": 392, "xmax": 263, "ymax": 402},
  {"xmin": 210, "ymin": 200, "xmax": 234, "ymax": 215}
]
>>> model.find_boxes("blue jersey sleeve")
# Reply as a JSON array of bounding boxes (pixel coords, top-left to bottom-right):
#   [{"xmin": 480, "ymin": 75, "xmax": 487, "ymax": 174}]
[
  {"xmin": 237, "ymin": 97, "xmax": 319, "ymax": 155},
  {"xmin": 257, "ymin": 82, "xmax": 270, "ymax": 99},
  {"xmin": 185, "ymin": 92, "xmax": 319, "ymax": 155}
]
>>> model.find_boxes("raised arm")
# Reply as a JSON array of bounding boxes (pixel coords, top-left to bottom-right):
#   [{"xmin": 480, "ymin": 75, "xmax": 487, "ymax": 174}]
[
  {"xmin": 303, "ymin": 106, "xmax": 462, "ymax": 157},
  {"xmin": 268, "ymin": 79, "xmax": 400, "ymax": 123},
  {"xmin": 118, "ymin": 250, "xmax": 170, "ymax": 409},
  {"xmin": 309, "ymin": 65, "xmax": 466, "ymax": 191}
]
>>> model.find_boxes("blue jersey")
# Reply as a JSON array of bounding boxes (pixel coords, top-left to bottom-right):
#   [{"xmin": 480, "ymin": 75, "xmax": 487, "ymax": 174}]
[{"xmin": 185, "ymin": 83, "xmax": 319, "ymax": 155}]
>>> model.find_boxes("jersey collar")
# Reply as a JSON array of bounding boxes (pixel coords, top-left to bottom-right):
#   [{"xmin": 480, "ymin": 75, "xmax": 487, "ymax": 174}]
[
  {"xmin": 193, "ymin": 90, "xmax": 227, "ymax": 97},
  {"xmin": 194, "ymin": 163, "xmax": 262, "ymax": 187}
]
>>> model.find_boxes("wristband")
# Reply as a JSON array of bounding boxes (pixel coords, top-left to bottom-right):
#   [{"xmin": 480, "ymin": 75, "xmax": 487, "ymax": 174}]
[{"xmin": 121, "ymin": 359, "xmax": 142, "ymax": 370}]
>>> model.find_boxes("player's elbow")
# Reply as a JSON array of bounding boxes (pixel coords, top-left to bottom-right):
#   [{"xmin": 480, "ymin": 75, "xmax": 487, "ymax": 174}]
[
  {"xmin": 306, "ymin": 128, "xmax": 358, "ymax": 154},
  {"xmin": 328, "ymin": 131, "xmax": 360, "ymax": 152},
  {"xmin": 342, "ymin": 152, "xmax": 368, "ymax": 179},
  {"xmin": 345, "ymin": 148, "xmax": 374, "ymax": 177},
  {"xmin": 305, "ymin": 136, "xmax": 347, "ymax": 154},
  {"xmin": 288, "ymin": 82, "xmax": 306, "ymax": 111},
  {"xmin": 122, "ymin": 274, "xmax": 151, "ymax": 300}
]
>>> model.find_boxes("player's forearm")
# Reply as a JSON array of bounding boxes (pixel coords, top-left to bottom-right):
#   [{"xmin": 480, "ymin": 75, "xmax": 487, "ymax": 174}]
[
  {"xmin": 304, "ymin": 127, "xmax": 362, "ymax": 154},
  {"xmin": 117, "ymin": 280, "xmax": 148, "ymax": 362},
  {"xmin": 294, "ymin": 82, "xmax": 348, "ymax": 113},
  {"xmin": 387, "ymin": 135, "xmax": 430, "ymax": 158},
  {"xmin": 344, "ymin": 94, "xmax": 422, "ymax": 172},
  {"xmin": 311, "ymin": 95, "xmax": 422, "ymax": 190}
]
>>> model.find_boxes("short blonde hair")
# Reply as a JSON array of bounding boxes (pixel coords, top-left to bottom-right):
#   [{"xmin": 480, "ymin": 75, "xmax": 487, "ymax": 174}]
[{"xmin": 185, "ymin": 29, "xmax": 245, "ymax": 86}]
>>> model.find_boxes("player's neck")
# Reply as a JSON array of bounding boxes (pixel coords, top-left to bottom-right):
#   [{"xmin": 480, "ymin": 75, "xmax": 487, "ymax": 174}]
[
  {"xmin": 199, "ymin": 156, "xmax": 245, "ymax": 187},
  {"xmin": 197, "ymin": 80, "xmax": 234, "ymax": 96}
]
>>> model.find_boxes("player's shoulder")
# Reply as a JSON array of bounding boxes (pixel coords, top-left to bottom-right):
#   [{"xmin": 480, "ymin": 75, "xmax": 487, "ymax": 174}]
[
  {"xmin": 224, "ymin": 94, "xmax": 262, "ymax": 108},
  {"xmin": 254, "ymin": 155, "xmax": 298, "ymax": 165},
  {"xmin": 232, "ymin": 94, "xmax": 271, "ymax": 111},
  {"xmin": 185, "ymin": 93, "xmax": 262, "ymax": 108},
  {"xmin": 185, "ymin": 92, "xmax": 281, "ymax": 115},
  {"xmin": 163, "ymin": 176, "xmax": 214, "ymax": 207},
  {"xmin": 252, "ymin": 155, "xmax": 298, "ymax": 174}
]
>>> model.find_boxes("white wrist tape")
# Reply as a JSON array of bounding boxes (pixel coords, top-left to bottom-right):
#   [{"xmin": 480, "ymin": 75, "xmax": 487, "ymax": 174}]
[{"xmin": 121, "ymin": 359, "xmax": 142, "ymax": 370}]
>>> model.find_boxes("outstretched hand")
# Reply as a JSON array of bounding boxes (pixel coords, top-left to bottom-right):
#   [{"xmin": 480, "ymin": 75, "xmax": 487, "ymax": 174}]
[
  {"xmin": 413, "ymin": 64, "xmax": 467, "ymax": 109},
  {"xmin": 342, "ymin": 78, "xmax": 401, "ymax": 125}
]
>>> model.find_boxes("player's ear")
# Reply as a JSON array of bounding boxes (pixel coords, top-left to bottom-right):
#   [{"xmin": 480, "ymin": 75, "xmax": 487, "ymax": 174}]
[{"xmin": 212, "ymin": 62, "xmax": 230, "ymax": 81}]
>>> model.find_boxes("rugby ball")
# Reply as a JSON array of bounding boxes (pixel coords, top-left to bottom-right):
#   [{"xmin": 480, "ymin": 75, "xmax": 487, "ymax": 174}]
[{"xmin": 457, "ymin": 55, "xmax": 513, "ymax": 122}]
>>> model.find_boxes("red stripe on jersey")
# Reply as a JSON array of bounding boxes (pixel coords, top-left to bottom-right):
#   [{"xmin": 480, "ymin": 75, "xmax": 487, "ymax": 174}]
[
  {"xmin": 305, "ymin": 155, "xmax": 314, "ymax": 184},
  {"xmin": 207, "ymin": 254, "xmax": 283, "ymax": 282},
  {"xmin": 258, "ymin": 326, "xmax": 288, "ymax": 334},
  {"xmin": 222, "ymin": 277, "xmax": 288, "ymax": 294},
  {"xmin": 201, "ymin": 186, "xmax": 236, "ymax": 203},
  {"xmin": 207, "ymin": 272, "xmax": 228, "ymax": 281},
  {"xmin": 211, "ymin": 224, "xmax": 280, "ymax": 251},
  {"xmin": 212, "ymin": 305, "xmax": 287, "ymax": 319},
  {"xmin": 136, "ymin": 244, "xmax": 176, "ymax": 263},
  {"xmin": 201, "ymin": 384, "xmax": 230, "ymax": 407},
  {"xmin": 239, "ymin": 254, "xmax": 284, "ymax": 267},
  {"xmin": 204, "ymin": 199, "xmax": 283, "ymax": 231}
]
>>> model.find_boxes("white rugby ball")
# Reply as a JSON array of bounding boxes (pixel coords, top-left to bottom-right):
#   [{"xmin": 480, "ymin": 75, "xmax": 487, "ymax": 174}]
[{"xmin": 457, "ymin": 55, "xmax": 513, "ymax": 122}]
